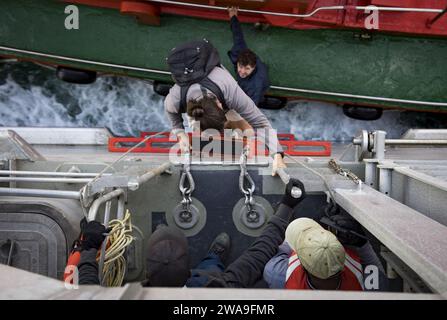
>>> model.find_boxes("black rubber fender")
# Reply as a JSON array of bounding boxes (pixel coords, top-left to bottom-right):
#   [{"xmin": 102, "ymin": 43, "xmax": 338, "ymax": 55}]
[
  {"xmin": 258, "ymin": 95, "xmax": 288, "ymax": 110},
  {"xmin": 153, "ymin": 81, "xmax": 173, "ymax": 96},
  {"xmin": 342, "ymin": 104, "xmax": 383, "ymax": 121},
  {"xmin": 56, "ymin": 66, "xmax": 97, "ymax": 84}
]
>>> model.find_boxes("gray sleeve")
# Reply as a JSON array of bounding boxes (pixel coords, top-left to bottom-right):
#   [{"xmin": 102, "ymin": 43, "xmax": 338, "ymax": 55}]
[
  {"xmin": 217, "ymin": 69, "xmax": 283, "ymax": 154},
  {"xmin": 353, "ymin": 242, "xmax": 389, "ymax": 291},
  {"xmin": 164, "ymin": 85, "xmax": 185, "ymax": 133},
  {"xmin": 355, "ymin": 242, "xmax": 385, "ymax": 273},
  {"xmin": 255, "ymin": 126, "xmax": 283, "ymax": 155}
]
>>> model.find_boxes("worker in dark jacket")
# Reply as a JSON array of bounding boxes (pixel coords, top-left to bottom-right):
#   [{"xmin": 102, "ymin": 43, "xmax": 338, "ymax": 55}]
[
  {"xmin": 76, "ymin": 221, "xmax": 109, "ymax": 285},
  {"xmin": 76, "ymin": 178, "xmax": 306, "ymax": 288},
  {"xmin": 227, "ymin": 6, "xmax": 270, "ymax": 107}
]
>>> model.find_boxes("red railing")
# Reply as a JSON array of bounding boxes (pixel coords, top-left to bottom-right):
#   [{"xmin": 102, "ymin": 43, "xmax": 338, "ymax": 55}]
[{"xmin": 108, "ymin": 131, "xmax": 331, "ymax": 156}]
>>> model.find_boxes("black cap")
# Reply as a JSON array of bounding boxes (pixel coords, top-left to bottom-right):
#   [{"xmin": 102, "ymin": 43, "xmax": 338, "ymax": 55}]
[{"xmin": 146, "ymin": 226, "xmax": 190, "ymax": 287}]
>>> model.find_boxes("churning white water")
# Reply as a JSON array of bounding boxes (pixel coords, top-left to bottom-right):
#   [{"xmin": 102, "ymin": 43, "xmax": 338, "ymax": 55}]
[{"xmin": 0, "ymin": 62, "xmax": 445, "ymax": 140}]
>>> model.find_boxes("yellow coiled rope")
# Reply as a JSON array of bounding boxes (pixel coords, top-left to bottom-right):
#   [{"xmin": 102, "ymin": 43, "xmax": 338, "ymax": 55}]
[{"xmin": 98, "ymin": 209, "xmax": 134, "ymax": 287}]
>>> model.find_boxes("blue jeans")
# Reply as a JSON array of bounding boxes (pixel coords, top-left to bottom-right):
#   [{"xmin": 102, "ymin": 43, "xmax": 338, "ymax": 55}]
[{"xmin": 186, "ymin": 253, "xmax": 225, "ymax": 287}]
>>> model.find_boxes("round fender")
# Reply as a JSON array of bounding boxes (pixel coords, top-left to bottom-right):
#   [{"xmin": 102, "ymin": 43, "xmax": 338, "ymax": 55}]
[
  {"xmin": 153, "ymin": 81, "xmax": 173, "ymax": 96},
  {"xmin": 56, "ymin": 66, "xmax": 97, "ymax": 84},
  {"xmin": 258, "ymin": 95, "xmax": 288, "ymax": 110},
  {"xmin": 342, "ymin": 105, "xmax": 383, "ymax": 121}
]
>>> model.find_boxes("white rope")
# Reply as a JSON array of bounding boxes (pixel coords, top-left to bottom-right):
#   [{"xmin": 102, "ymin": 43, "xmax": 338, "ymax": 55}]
[{"xmin": 99, "ymin": 209, "xmax": 134, "ymax": 287}]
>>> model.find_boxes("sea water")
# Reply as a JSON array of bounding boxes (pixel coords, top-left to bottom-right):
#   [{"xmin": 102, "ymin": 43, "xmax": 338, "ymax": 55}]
[{"xmin": 1, "ymin": 62, "xmax": 445, "ymax": 140}]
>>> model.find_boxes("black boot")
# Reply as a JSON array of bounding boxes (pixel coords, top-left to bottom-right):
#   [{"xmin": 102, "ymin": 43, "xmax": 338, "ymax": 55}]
[{"xmin": 207, "ymin": 232, "xmax": 231, "ymax": 265}]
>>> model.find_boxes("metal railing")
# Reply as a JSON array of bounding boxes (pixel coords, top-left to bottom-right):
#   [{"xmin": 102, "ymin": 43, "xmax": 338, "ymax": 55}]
[
  {"xmin": 0, "ymin": 187, "xmax": 80, "ymax": 200},
  {"xmin": 87, "ymin": 162, "xmax": 171, "ymax": 221},
  {"xmin": 146, "ymin": 0, "xmax": 444, "ymax": 17}
]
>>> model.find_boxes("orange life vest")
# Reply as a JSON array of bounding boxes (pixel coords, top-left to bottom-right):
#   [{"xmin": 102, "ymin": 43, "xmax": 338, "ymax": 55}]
[{"xmin": 285, "ymin": 247, "xmax": 364, "ymax": 290}]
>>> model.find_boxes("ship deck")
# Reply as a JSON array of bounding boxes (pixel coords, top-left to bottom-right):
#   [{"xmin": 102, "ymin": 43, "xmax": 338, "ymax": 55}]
[{"xmin": 1, "ymin": 127, "xmax": 447, "ymax": 299}]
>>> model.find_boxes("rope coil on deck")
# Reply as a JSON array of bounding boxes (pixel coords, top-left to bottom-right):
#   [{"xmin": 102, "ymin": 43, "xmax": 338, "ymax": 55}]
[{"xmin": 99, "ymin": 210, "xmax": 134, "ymax": 287}]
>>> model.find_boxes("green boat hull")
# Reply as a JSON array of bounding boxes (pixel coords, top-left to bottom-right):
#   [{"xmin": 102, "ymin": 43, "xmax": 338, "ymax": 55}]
[{"xmin": 1, "ymin": 0, "xmax": 446, "ymax": 112}]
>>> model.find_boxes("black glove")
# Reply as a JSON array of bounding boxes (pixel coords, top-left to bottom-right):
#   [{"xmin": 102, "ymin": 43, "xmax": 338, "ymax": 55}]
[
  {"xmin": 80, "ymin": 218, "xmax": 108, "ymax": 251},
  {"xmin": 324, "ymin": 201, "xmax": 340, "ymax": 217},
  {"xmin": 281, "ymin": 178, "xmax": 306, "ymax": 208},
  {"xmin": 328, "ymin": 214, "xmax": 367, "ymax": 247}
]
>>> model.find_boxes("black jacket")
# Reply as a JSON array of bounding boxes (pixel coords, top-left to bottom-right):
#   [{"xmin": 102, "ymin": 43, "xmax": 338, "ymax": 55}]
[
  {"xmin": 78, "ymin": 248, "xmax": 100, "ymax": 285},
  {"xmin": 228, "ymin": 16, "xmax": 270, "ymax": 106},
  {"xmin": 77, "ymin": 204, "xmax": 293, "ymax": 288},
  {"xmin": 201, "ymin": 203, "xmax": 293, "ymax": 287}
]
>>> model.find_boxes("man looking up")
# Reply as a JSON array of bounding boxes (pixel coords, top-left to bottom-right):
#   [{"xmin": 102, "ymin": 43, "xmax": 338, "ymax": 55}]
[{"xmin": 227, "ymin": 6, "xmax": 270, "ymax": 107}]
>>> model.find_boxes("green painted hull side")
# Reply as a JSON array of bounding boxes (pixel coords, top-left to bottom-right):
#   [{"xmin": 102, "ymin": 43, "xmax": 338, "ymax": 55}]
[{"xmin": 1, "ymin": 0, "xmax": 446, "ymax": 112}]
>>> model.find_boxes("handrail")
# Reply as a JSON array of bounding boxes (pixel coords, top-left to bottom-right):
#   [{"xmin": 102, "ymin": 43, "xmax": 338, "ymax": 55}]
[
  {"xmin": 136, "ymin": 162, "xmax": 171, "ymax": 185},
  {"xmin": 87, "ymin": 162, "xmax": 171, "ymax": 221},
  {"xmin": 146, "ymin": 0, "xmax": 444, "ymax": 17},
  {"xmin": 88, "ymin": 188, "xmax": 125, "ymax": 221},
  {"xmin": 275, "ymin": 168, "xmax": 290, "ymax": 185},
  {"xmin": 0, "ymin": 187, "xmax": 81, "ymax": 200},
  {"xmin": 0, "ymin": 177, "xmax": 92, "ymax": 183},
  {"xmin": 0, "ymin": 170, "xmax": 112, "ymax": 177}
]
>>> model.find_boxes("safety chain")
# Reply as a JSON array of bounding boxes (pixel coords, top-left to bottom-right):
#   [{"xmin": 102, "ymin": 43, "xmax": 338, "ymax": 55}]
[
  {"xmin": 239, "ymin": 145, "xmax": 256, "ymax": 212},
  {"xmin": 328, "ymin": 159, "xmax": 361, "ymax": 185},
  {"xmin": 179, "ymin": 152, "xmax": 195, "ymax": 216}
]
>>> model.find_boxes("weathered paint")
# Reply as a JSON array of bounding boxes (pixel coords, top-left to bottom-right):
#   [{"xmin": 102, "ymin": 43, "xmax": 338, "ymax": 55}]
[
  {"xmin": 0, "ymin": 0, "xmax": 446, "ymax": 111},
  {"xmin": 63, "ymin": 0, "xmax": 447, "ymax": 37}
]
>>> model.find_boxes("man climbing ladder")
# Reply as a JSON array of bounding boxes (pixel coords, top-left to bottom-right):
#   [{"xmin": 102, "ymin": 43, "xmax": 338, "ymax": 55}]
[{"xmin": 227, "ymin": 6, "xmax": 270, "ymax": 107}]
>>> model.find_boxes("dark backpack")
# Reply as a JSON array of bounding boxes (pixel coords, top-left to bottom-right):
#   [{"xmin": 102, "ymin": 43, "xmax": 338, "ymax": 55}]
[{"xmin": 167, "ymin": 39, "xmax": 227, "ymax": 113}]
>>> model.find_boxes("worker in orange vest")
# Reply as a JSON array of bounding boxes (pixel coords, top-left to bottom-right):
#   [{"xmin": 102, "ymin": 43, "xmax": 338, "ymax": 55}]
[{"xmin": 263, "ymin": 216, "xmax": 386, "ymax": 290}]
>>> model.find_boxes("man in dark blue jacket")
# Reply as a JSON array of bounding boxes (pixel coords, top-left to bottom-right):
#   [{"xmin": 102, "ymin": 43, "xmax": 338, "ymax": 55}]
[{"xmin": 228, "ymin": 7, "xmax": 270, "ymax": 106}]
